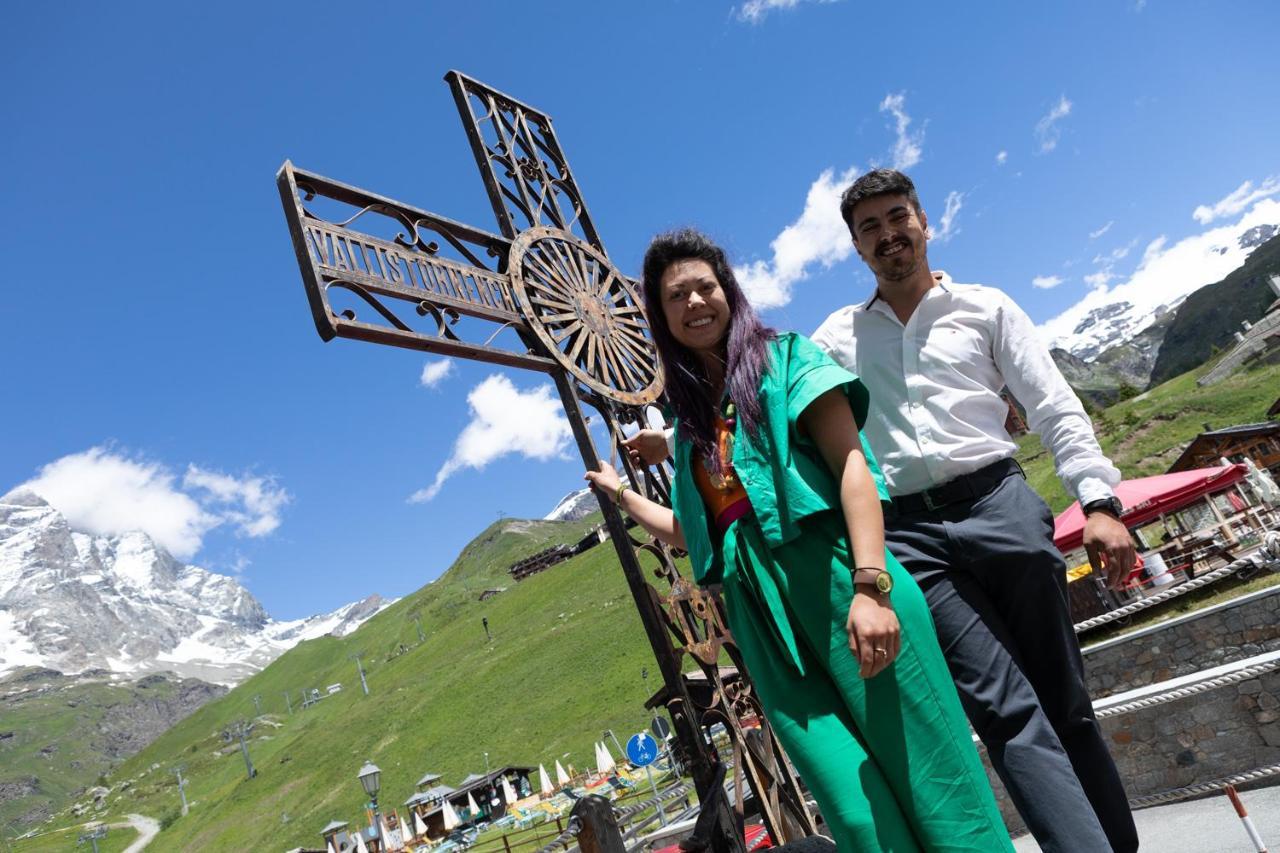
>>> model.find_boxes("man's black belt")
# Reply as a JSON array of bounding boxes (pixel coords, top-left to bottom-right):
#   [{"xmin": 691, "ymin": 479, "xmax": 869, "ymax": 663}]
[{"xmin": 889, "ymin": 458, "xmax": 1023, "ymax": 516}]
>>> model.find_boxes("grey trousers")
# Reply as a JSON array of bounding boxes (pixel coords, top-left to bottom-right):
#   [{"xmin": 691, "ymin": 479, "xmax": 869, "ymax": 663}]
[{"xmin": 885, "ymin": 472, "xmax": 1138, "ymax": 853}]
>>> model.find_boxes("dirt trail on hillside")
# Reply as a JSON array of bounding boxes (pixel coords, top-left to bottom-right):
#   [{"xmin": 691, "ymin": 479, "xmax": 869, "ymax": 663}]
[{"xmin": 121, "ymin": 814, "xmax": 160, "ymax": 851}]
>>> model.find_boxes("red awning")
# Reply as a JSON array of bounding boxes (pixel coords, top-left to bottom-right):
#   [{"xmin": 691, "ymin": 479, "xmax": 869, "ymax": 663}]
[{"xmin": 1053, "ymin": 464, "xmax": 1249, "ymax": 553}]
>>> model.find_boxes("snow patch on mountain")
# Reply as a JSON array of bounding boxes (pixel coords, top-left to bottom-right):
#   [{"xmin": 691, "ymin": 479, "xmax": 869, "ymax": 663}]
[
  {"xmin": 0, "ymin": 488, "xmax": 392, "ymax": 686},
  {"xmin": 544, "ymin": 477, "xmax": 636, "ymax": 522},
  {"xmin": 545, "ymin": 487, "xmax": 600, "ymax": 522},
  {"xmin": 1039, "ymin": 199, "xmax": 1280, "ymax": 361}
]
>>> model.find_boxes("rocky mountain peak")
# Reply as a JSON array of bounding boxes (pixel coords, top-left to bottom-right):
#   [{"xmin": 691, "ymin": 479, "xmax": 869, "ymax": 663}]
[
  {"xmin": 0, "ymin": 489, "xmax": 389, "ymax": 686},
  {"xmin": 1239, "ymin": 224, "xmax": 1279, "ymax": 251}
]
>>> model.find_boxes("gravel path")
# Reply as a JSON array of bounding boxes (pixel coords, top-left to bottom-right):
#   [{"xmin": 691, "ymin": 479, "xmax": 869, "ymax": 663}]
[{"xmin": 121, "ymin": 814, "xmax": 160, "ymax": 852}]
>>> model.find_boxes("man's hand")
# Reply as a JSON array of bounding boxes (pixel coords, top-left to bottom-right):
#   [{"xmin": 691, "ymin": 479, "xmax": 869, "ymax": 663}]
[
  {"xmin": 846, "ymin": 591, "xmax": 900, "ymax": 679},
  {"xmin": 621, "ymin": 429, "xmax": 671, "ymax": 467},
  {"xmin": 1083, "ymin": 511, "xmax": 1137, "ymax": 590}
]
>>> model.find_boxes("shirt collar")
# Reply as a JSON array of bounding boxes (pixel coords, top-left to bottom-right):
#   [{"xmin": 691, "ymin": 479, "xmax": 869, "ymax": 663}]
[{"xmin": 863, "ymin": 269, "xmax": 951, "ymax": 309}]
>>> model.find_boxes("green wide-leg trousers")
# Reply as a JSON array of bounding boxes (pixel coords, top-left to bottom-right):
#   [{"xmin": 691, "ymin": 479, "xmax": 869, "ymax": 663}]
[{"xmin": 719, "ymin": 512, "xmax": 1012, "ymax": 852}]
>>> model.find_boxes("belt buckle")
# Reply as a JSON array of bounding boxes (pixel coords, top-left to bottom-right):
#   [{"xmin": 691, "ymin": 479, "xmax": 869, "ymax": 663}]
[{"xmin": 922, "ymin": 489, "xmax": 940, "ymax": 512}]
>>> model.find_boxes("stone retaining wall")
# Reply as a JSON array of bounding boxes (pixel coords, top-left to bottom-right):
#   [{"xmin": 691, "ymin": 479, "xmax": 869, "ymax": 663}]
[
  {"xmin": 981, "ymin": 654, "xmax": 1280, "ymax": 834},
  {"xmin": 977, "ymin": 586, "xmax": 1280, "ymax": 836},
  {"xmin": 1081, "ymin": 585, "xmax": 1280, "ymax": 699},
  {"xmin": 1101, "ymin": 662, "xmax": 1280, "ymax": 797}
]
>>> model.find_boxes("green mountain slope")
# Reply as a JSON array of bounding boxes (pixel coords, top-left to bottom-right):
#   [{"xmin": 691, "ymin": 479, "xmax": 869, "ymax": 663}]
[
  {"xmin": 1017, "ymin": 359, "xmax": 1280, "ymax": 513},
  {"xmin": 0, "ymin": 670, "xmax": 224, "ymax": 836},
  {"xmin": 1147, "ymin": 231, "xmax": 1280, "ymax": 387},
  {"xmin": 13, "ymin": 514, "xmax": 672, "ymax": 851}
]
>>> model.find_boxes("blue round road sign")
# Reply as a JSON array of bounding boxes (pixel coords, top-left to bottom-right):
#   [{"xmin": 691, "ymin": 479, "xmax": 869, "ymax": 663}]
[{"xmin": 626, "ymin": 732, "xmax": 659, "ymax": 767}]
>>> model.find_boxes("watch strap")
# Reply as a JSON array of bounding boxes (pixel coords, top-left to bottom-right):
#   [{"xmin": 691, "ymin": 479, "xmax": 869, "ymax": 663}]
[
  {"xmin": 1083, "ymin": 496, "xmax": 1123, "ymax": 517},
  {"xmin": 853, "ymin": 568, "xmax": 891, "ymax": 592}
]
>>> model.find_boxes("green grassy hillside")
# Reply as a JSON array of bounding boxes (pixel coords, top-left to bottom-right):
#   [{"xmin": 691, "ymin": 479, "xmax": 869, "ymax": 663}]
[
  {"xmin": 1017, "ymin": 359, "xmax": 1280, "ymax": 512},
  {"xmin": 13, "ymin": 514, "xmax": 674, "ymax": 851},
  {"xmin": 0, "ymin": 670, "xmax": 223, "ymax": 836}
]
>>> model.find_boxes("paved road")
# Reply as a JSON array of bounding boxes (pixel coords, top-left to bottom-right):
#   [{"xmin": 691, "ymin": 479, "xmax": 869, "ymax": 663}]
[{"xmin": 1013, "ymin": 784, "xmax": 1280, "ymax": 852}]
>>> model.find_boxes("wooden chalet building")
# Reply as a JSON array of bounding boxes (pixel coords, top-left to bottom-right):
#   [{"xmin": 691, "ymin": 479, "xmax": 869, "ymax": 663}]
[{"xmin": 1167, "ymin": 422, "xmax": 1280, "ymax": 476}]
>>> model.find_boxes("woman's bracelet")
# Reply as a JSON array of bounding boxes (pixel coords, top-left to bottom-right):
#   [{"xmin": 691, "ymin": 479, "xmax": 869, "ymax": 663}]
[{"xmin": 615, "ymin": 483, "xmax": 630, "ymax": 505}]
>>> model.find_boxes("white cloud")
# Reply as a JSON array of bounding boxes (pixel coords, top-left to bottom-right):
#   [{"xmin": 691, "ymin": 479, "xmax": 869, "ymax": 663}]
[
  {"xmin": 409, "ymin": 374, "xmax": 572, "ymax": 502},
  {"xmin": 419, "ymin": 360, "xmax": 454, "ymax": 389},
  {"xmin": 933, "ymin": 190, "xmax": 964, "ymax": 242},
  {"xmin": 183, "ymin": 466, "xmax": 289, "ymax": 538},
  {"xmin": 995, "ymin": 150, "xmax": 1008, "ymax": 166},
  {"xmin": 879, "ymin": 93, "xmax": 924, "ymax": 171},
  {"xmin": 735, "ymin": 0, "xmax": 833, "ymax": 23},
  {"xmin": 1083, "ymin": 238, "xmax": 1139, "ymax": 291},
  {"xmin": 1089, "ymin": 220, "xmax": 1115, "ymax": 240},
  {"xmin": 735, "ymin": 165, "xmax": 860, "ymax": 309},
  {"xmin": 1032, "ymin": 275, "xmax": 1065, "ymax": 290},
  {"xmin": 1083, "ymin": 270, "xmax": 1115, "ymax": 290},
  {"xmin": 1034, "ymin": 95, "xmax": 1072, "ymax": 153},
  {"xmin": 21, "ymin": 448, "xmax": 287, "ymax": 560},
  {"xmin": 1192, "ymin": 176, "xmax": 1280, "ymax": 225},
  {"xmin": 1039, "ymin": 197, "xmax": 1280, "ymax": 347},
  {"xmin": 734, "ymin": 92, "xmax": 929, "ymax": 309}
]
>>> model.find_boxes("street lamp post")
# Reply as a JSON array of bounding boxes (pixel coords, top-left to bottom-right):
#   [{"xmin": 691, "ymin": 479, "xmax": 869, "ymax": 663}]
[
  {"xmin": 602, "ymin": 729, "xmax": 626, "ymax": 763},
  {"xmin": 358, "ymin": 760, "xmax": 383, "ymax": 851}
]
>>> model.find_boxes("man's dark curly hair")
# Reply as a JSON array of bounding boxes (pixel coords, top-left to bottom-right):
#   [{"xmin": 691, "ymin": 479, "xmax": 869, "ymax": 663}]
[{"xmin": 838, "ymin": 168, "xmax": 922, "ymax": 238}]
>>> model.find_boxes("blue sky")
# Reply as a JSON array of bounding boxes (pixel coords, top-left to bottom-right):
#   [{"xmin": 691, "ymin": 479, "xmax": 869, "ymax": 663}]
[{"xmin": 4, "ymin": 1, "xmax": 1278, "ymax": 619}]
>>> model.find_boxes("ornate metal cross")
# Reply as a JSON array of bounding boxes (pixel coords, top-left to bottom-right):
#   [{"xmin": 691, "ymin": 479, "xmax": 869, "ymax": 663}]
[{"xmin": 277, "ymin": 71, "xmax": 816, "ymax": 851}]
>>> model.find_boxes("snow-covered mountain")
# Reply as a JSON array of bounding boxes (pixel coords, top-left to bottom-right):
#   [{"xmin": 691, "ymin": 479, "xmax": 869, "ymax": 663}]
[
  {"xmin": 1041, "ymin": 216, "xmax": 1280, "ymax": 362},
  {"xmin": 544, "ymin": 487, "xmax": 601, "ymax": 521},
  {"xmin": 544, "ymin": 476, "xmax": 637, "ymax": 522},
  {"xmin": 0, "ymin": 489, "xmax": 391, "ymax": 686}
]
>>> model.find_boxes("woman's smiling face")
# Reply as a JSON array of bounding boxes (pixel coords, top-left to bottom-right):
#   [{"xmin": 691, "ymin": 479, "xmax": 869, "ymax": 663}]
[{"xmin": 659, "ymin": 258, "xmax": 731, "ymax": 355}]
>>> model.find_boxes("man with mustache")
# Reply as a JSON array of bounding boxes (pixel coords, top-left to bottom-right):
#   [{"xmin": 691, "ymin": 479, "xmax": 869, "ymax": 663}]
[
  {"xmin": 815, "ymin": 168, "xmax": 1138, "ymax": 853},
  {"xmin": 625, "ymin": 169, "xmax": 1139, "ymax": 852}
]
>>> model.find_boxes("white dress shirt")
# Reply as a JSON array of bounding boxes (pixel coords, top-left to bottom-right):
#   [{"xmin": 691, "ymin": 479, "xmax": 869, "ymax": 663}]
[{"xmin": 810, "ymin": 271, "xmax": 1119, "ymax": 505}]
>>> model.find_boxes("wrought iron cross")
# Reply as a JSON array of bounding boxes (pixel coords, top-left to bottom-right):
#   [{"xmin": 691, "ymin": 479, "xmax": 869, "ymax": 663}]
[{"xmin": 277, "ymin": 71, "xmax": 816, "ymax": 850}]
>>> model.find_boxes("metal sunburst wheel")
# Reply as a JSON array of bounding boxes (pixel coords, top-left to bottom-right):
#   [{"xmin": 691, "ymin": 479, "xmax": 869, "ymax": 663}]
[{"xmin": 509, "ymin": 226, "xmax": 662, "ymax": 405}]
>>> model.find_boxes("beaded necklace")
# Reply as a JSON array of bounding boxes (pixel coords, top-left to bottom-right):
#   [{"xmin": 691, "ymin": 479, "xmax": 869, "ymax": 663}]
[{"xmin": 702, "ymin": 400, "xmax": 739, "ymax": 491}]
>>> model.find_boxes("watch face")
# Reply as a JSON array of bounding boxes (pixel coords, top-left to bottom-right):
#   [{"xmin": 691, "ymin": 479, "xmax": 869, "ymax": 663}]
[{"xmin": 875, "ymin": 572, "xmax": 893, "ymax": 594}]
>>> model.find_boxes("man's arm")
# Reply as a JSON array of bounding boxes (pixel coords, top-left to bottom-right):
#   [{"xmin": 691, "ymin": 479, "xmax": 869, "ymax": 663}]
[{"xmin": 991, "ymin": 291, "xmax": 1135, "ymax": 588}]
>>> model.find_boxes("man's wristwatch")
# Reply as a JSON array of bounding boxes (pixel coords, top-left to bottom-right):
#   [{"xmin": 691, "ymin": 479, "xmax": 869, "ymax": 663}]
[
  {"xmin": 853, "ymin": 568, "xmax": 893, "ymax": 595},
  {"xmin": 1083, "ymin": 496, "xmax": 1124, "ymax": 519}
]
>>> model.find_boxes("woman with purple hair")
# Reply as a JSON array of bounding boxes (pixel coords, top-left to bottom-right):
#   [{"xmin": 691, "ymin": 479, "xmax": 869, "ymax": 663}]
[{"xmin": 584, "ymin": 229, "xmax": 1011, "ymax": 851}]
